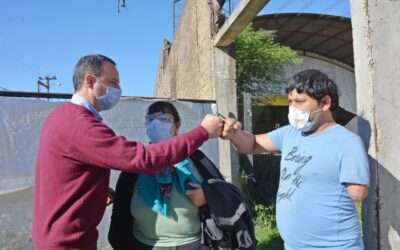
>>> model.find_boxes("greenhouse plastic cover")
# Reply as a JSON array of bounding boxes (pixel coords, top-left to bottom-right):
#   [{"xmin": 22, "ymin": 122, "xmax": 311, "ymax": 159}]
[{"xmin": 0, "ymin": 96, "xmax": 219, "ymax": 249}]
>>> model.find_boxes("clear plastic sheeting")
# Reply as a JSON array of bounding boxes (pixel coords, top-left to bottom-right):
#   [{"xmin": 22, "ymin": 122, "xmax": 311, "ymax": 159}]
[
  {"xmin": 0, "ymin": 97, "xmax": 60, "ymax": 195},
  {"xmin": 0, "ymin": 96, "xmax": 219, "ymax": 249}
]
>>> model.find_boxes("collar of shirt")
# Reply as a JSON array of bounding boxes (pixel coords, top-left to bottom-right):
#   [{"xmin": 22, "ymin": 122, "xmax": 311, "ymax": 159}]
[{"xmin": 70, "ymin": 94, "xmax": 103, "ymax": 121}]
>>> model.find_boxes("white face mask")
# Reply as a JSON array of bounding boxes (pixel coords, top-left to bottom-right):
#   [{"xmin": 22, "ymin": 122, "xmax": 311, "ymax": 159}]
[
  {"xmin": 288, "ymin": 106, "xmax": 321, "ymax": 132},
  {"xmin": 146, "ymin": 119, "xmax": 173, "ymax": 143},
  {"xmin": 96, "ymin": 85, "xmax": 122, "ymax": 111}
]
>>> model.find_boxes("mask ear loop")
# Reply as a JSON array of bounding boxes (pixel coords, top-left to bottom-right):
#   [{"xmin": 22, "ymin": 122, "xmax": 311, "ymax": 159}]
[
  {"xmin": 308, "ymin": 98, "xmax": 327, "ymax": 131},
  {"xmin": 310, "ymin": 97, "xmax": 325, "ymax": 116}
]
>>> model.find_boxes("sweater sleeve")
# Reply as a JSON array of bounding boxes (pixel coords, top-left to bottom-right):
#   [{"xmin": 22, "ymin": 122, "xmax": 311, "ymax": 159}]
[{"xmin": 68, "ymin": 115, "xmax": 209, "ymax": 174}]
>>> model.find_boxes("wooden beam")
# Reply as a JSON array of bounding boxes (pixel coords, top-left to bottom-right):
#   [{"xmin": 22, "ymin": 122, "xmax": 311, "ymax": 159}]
[{"xmin": 214, "ymin": 0, "xmax": 270, "ymax": 47}]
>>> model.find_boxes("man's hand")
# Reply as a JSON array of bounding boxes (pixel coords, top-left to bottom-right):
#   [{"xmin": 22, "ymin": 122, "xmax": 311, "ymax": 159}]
[
  {"xmin": 200, "ymin": 114, "xmax": 224, "ymax": 138},
  {"xmin": 221, "ymin": 117, "xmax": 242, "ymax": 140},
  {"xmin": 106, "ymin": 187, "xmax": 115, "ymax": 206},
  {"xmin": 185, "ymin": 183, "xmax": 207, "ymax": 207}
]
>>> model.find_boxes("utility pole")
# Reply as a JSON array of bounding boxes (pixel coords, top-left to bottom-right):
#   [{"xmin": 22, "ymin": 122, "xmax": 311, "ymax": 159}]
[{"xmin": 37, "ymin": 75, "xmax": 60, "ymax": 94}]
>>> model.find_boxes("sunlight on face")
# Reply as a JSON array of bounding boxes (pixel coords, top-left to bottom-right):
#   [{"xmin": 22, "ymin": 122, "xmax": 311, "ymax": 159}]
[{"xmin": 288, "ymin": 89, "xmax": 319, "ymax": 113}]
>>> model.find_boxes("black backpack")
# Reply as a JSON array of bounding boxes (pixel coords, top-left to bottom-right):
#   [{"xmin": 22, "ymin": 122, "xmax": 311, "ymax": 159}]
[{"xmin": 108, "ymin": 150, "xmax": 253, "ymax": 250}]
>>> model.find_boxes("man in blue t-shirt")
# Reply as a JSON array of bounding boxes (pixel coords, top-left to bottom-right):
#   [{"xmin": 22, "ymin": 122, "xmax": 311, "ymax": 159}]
[{"xmin": 222, "ymin": 69, "xmax": 370, "ymax": 249}]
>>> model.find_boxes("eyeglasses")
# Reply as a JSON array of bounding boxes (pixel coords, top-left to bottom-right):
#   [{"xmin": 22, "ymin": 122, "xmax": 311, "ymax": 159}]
[{"xmin": 145, "ymin": 113, "xmax": 174, "ymax": 125}]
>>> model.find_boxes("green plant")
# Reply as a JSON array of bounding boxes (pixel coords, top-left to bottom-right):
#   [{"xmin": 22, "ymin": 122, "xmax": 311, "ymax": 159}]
[
  {"xmin": 254, "ymin": 204, "xmax": 275, "ymax": 228},
  {"xmin": 238, "ymin": 154, "xmax": 284, "ymax": 249},
  {"xmin": 356, "ymin": 201, "xmax": 363, "ymax": 235},
  {"xmin": 236, "ymin": 24, "xmax": 302, "ymax": 96},
  {"xmin": 253, "ymin": 204, "xmax": 283, "ymax": 250}
]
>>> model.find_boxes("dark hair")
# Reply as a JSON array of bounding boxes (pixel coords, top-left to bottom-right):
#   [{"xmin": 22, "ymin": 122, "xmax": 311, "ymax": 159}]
[
  {"xmin": 286, "ymin": 69, "xmax": 339, "ymax": 111},
  {"xmin": 72, "ymin": 54, "xmax": 116, "ymax": 91},
  {"xmin": 146, "ymin": 101, "xmax": 181, "ymax": 128}
]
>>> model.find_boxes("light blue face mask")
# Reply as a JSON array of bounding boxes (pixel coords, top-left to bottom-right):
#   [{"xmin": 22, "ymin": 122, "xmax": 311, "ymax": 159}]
[
  {"xmin": 96, "ymin": 85, "xmax": 122, "ymax": 111},
  {"xmin": 146, "ymin": 119, "xmax": 173, "ymax": 143}
]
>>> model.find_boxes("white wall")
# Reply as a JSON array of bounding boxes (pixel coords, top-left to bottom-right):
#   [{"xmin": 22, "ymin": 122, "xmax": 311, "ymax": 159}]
[{"xmin": 284, "ymin": 54, "xmax": 356, "ymax": 114}]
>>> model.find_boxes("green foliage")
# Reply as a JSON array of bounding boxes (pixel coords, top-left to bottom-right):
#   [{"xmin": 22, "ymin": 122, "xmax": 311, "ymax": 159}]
[
  {"xmin": 356, "ymin": 201, "xmax": 363, "ymax": 235},
  {"xmin": 254, "ymin": 204, "xmax": 276, "ymax": 229},
  {"xmin": 238, "ymin": 154, "xmax": 284, "ymax": 249},
  {"xmin": 253, "ymin": 204, "xmax": 284, "ymax": 250},
  {"xmin": 236, "ymin": 24, "xmax": 302, "ymax": 96},
  {"xmin": 238, "ymin": 154, "xmax": 253, "ymax": 202}
]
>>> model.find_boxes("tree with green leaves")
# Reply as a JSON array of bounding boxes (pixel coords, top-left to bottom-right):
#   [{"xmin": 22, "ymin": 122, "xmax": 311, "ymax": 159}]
[{"xmin": 235, "ymin": 24, "xmax": 302, "ymax": 96}]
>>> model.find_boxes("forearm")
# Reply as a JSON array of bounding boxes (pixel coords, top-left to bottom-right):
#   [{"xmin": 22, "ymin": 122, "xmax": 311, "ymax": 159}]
[
  {"xmin": 347, "ymin": 184, "xmax": 368, "ymax": 202},
  {"xmin": 72, "ymin": 124, "xmax": 208, "ymax": 174},
  {"xmin": 128, "ymin": 125, "xmax": 209, "ymax": 174},
  {"xmin": 230, "ymin": 130, "xmax": 257, "ymax": 154}
]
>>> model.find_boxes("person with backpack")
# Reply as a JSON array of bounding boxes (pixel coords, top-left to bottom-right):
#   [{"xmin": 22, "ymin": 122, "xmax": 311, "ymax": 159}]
[
  {"xmin": 108, "ymin": 101, "xmax": 256, "ymax": 250},
  {"xmin": 32, "ymin": 55, "xmax": 223, "ymax": 250}
]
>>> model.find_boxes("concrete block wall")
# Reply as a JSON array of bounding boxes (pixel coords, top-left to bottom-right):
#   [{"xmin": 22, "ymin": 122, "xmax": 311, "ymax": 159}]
[
  {"xmin": 351, "ymin": 0, "xmax": 400, "ymax": 249},
  {"xmin": 154, "ymin": 39, "xmax": 173, "ymax": 98},
  {"xmin": 154, "ymin": 0, "xmax": 215, "ymax": 100}
]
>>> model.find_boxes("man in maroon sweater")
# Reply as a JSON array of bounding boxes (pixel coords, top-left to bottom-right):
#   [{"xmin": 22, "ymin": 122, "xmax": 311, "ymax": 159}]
[{"xmin": 32, "ymin": 54, "xmax": 223, "ymax": 250}]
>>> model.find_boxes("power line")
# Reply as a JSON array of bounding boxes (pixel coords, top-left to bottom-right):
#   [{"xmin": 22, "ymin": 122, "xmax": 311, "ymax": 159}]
[
  {"xmin": 0, "ymin": 40, "xmax": 45, "ymax": 74},
  {"xmin": 342, "ymin": 9, "xmax": 351, "ymax": 17},
  {"xmin": 298, "ymin": 0, "xmax": 318, "ymax": 13},
  {"xmin": 320, "ymin": 0, "xmax": 343, "ymax": 15},
  {"xmin": 276, "ymin": 0, "xmax": 295, "ymax": 12}
]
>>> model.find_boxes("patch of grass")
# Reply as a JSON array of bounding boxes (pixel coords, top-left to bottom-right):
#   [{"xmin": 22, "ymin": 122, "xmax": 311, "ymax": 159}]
[
  {"xmin": 356, "ymin": 202, "xmax": 362, "ymax": 223},
  {"xmin": 238, "ymin": 154, "xmax": 284, "ymax": 249},
  {"xmin": 255, "ymin": 222, "xmax": 283, "ymax": 250},
  {"xmin": 253, "ymin": 204, "xmax": 284, "ymax": 250},
  {"xmin": 356, "ymin": 201, "xmax": 361, "ymax": 223},
  {"xmin": 252, "ymin": 202, "xmax": 362, "ymax": 250},
  {"xmin": 356, "ymin": 201, "xmax": 363, "ymax": 236}
]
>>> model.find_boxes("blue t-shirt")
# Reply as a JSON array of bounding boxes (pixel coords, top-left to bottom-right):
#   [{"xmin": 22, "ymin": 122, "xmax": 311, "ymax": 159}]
[{"xmin": 268, "ymin": 124, "xmax": 370, "ymax": 250}]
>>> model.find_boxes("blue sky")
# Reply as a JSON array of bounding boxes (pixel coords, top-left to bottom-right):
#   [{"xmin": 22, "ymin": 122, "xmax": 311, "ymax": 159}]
[{"xmin": 0, "ymin": 0, "xmax": 349, "ymax": 97}]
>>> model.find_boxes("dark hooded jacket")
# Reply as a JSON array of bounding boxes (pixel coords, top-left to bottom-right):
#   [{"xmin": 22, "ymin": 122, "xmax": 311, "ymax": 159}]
[{"xmin": 108, "ymin": 150, "xmax": 256, "ymax": 250}]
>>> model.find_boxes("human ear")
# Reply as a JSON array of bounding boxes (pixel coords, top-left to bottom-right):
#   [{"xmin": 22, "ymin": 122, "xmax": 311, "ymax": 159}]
[
  {"xmin": 84, "ymin": 74, "xmax": 96, "ymax": 89},
  {"xmin": 321, "ymin": 96, "xmax": 332, "ymax": 111}
]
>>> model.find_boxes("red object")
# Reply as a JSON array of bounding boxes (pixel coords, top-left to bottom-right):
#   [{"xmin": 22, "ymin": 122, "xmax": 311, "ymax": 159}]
[{"xmin": 32, "ymin": 103, "xmax": 208, "ymax": 250}]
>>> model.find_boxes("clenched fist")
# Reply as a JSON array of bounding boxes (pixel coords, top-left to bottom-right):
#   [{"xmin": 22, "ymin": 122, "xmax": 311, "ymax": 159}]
[
  {"xmin": 221, "ymin": 118, "xmax": 242, "ymax": 140},
  {"xmin": 200, "ymin": 114, "xmax": 224, "ymax": 138}
]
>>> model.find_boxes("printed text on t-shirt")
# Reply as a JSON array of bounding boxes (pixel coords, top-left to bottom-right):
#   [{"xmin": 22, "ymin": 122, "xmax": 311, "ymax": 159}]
[{"xmin": 277, "ymin": 146, "xmax": 312, "ymax": 203}]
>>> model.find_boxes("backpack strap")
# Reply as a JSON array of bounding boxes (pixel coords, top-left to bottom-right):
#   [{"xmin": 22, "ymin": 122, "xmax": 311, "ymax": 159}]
[{"xmin": 190, "ymin": 150, "xmax": 224, "ymax": 180}]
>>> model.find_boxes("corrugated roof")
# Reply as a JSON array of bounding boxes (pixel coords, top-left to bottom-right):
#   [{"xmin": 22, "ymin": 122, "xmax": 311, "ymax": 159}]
[{"xmin": 252, "ymin": 13, "xmax": 353, "ymax": 68}]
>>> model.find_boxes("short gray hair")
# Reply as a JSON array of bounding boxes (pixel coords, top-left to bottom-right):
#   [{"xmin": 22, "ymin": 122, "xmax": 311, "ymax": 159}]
[{"xmin": 72, "ymin": 54, "xmax": 116, "ymax": 91}]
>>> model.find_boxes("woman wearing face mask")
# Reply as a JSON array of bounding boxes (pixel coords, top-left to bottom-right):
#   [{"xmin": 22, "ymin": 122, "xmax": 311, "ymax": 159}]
[
  {"xmin": 108, "ymin": 101, "xmax": 210, "ymax": 250},
  {"xmin": 108, "ymin": 101, "xmax": 256, "ymax": 250}
]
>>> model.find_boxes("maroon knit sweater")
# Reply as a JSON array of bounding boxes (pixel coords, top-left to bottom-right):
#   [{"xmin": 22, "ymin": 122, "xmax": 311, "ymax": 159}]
[{"xmin": 32, "ymin": 103, "xmax": 208, "ymax": 250}]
